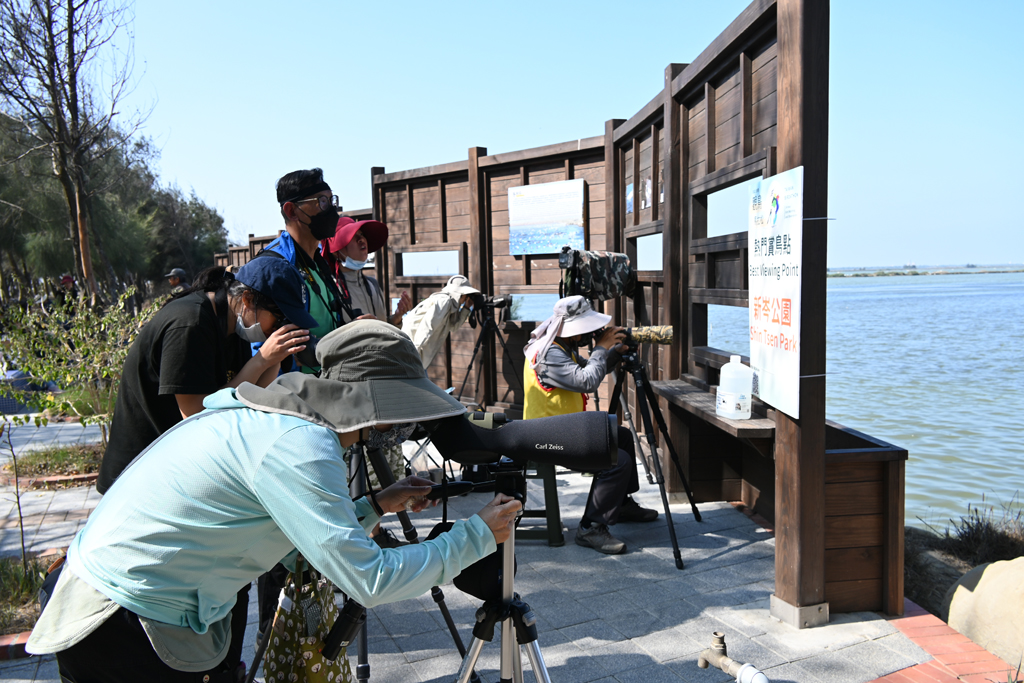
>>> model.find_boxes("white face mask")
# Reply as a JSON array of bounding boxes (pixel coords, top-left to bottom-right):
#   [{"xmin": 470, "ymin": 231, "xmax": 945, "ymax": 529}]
[
  {"xmin": 235, "ymin": 313, "xmax": 267, "ymax": 343},
  {"xmin": 342, "ymin": 255, "xmax": 368, "ymax": 270}
]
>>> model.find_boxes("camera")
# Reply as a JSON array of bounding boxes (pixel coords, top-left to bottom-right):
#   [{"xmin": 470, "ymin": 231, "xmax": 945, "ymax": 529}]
[
  {"xmin": 559, "ymin": 247, "xmax": 635, "ymax": 302},
  {"xmin": 467, "ymin": 293, "xmax": 512, "ymax": 328},
  {"xmin": 469, "ymin": 292, "xmax": 512, "ymax": 311}
]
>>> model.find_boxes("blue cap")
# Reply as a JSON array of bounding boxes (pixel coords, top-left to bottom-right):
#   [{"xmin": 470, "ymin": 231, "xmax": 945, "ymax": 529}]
[{"xmin": 236, "ymin": 258, "xmax": 318, "ymax": 330}]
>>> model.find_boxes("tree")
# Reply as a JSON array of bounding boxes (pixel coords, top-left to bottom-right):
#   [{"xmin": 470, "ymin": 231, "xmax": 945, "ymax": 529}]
[
  {"xmin": 0, "ymin": 0, "xmax": 147, "ymax": 300},
  {"xmin": 144, "ymin": 187, "xmax": 228, "ymax": 282}
]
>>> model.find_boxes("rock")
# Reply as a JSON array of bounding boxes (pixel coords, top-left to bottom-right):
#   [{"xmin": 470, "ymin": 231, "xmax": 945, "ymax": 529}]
[
  {"xmin": 943, "ymin": 557, "xmax": 1024, "ymax": 669},
  {"xmin": 904, "ymin": 526, "xmax": 972, "ymax": 617}
]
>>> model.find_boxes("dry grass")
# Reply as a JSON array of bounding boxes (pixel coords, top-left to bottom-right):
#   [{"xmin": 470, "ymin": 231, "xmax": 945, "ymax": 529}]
[
  {"xmin": 939, "ymin": 494, "xmax": 1024, "ymax": 566},
  {"xmin": 2, "ymin": 442, "xmax": 103, "ymax": 478},
  {"xmin": 0, "ymin": 555, "xmax": 49, "ymax": 636},
  {"xmin": 905, "ymin": 493, "xmax": 1024, "ymax": 617}
]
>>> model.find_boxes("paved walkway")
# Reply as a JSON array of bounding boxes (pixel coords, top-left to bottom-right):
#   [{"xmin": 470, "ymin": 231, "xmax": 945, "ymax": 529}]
[
  {"xmin": 0, "ymin": 421, "xmax": 103, "ymax": 559},
  {"xmin": 0, "ymin": 420, "xmax": 983, "ymax": 683}
]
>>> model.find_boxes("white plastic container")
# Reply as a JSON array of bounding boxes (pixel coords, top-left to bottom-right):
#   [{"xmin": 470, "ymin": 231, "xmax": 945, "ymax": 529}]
[{"xmin": 716, "ymin": 355, "xmax": 753, "ymax": 420}]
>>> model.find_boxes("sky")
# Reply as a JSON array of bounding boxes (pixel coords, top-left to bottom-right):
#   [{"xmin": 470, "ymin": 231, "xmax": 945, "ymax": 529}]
[{"xmin": 118, "ymin": 0, "xmax": 1023, "ymax": 269}]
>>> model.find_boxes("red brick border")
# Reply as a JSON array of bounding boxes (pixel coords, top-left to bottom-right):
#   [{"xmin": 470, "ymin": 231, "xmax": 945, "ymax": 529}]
[
  {"xmin": 0, "ymin": 630, "xmax": 31, "ymax": 661},
  {"xmin": 0, "ymin": 472, "xmax": 97, "ymax": 489},
  {"xmin": 870, "ymin": 599, "xmax": 1021, "ymax": 683}
]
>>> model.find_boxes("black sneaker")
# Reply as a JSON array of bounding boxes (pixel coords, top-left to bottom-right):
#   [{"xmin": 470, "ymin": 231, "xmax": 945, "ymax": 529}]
[
  {"xmin": 373, "ymin": 528, "xmax": 408, "ymax": 549},
  {"xmin": 617, "ymin": 496, "xmax": 658, "ymax": 523}
]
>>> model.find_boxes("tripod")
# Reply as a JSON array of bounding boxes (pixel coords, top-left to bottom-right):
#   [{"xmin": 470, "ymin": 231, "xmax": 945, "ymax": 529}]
[
  {"xmin": 346, "ymin": 444, "xmax": 480, "ymax": 683},
  {"xmin": 455, "ymin": 470, "xmax": 552, "ymax": 683},
  {"xmin": 608, "ymin": 343, "xmax": 702, "ymax": 570},
  {"xmin": 456, "ymin": 308, "xmax": 524, "ymax": 404}
]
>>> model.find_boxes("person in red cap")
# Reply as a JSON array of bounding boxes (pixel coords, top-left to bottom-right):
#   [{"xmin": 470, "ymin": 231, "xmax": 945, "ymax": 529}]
[
  {"xmin": 322, "ymin": 218, "xmax": 412, "ymax": 327},
  {"xmin": 57, "ymin": 274, "xmax": 79, "ymax": 306}
]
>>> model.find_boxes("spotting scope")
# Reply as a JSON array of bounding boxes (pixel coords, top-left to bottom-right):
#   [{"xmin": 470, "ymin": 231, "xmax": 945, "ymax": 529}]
[{"xmin": 421, "ymin": 411, "xmax": 618, "ymax": 471}]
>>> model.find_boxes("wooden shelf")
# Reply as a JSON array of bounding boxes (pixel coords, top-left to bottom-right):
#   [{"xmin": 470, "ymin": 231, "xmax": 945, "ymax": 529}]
[{"xmin": 650, "ymin": 379, "xmax": 775, "ymax": 439}]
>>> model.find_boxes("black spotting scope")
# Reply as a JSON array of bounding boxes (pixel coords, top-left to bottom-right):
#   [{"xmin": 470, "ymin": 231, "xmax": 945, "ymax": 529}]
[{"xmin": 421, "ymin": 411, "xmax": 618, "ymax": 471}]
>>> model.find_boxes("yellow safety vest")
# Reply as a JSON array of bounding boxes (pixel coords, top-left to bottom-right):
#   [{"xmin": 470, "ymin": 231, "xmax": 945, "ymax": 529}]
[{"xmin": 523, "ymin": 342, "xmax": 587, "ymax": 420}]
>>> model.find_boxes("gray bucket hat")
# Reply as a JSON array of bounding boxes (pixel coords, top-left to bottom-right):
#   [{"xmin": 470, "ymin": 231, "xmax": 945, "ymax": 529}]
[{"xmin": 235, "ymin": 320, "xmax": 466, "ymax": 432}]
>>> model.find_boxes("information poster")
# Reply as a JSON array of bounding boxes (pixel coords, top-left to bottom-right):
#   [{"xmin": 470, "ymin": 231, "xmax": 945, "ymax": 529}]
[
  {"xmin": 748, "ymin": 166, "xmax": 803, "ymax": 419},
  {"xmin": 508, "ymin": 179, "xmax": 586, "ymax": 255}
]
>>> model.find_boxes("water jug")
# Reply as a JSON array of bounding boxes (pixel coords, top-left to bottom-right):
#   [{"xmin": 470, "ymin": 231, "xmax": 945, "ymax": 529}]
[{"xmin": 716, "ymin": 355, "xmax": 752, "ymax": 420}]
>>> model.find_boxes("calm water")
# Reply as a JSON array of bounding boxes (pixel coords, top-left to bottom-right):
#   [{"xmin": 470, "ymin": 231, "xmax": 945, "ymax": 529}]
[{"xmin": 708, "ymin": 271, "xmax": 1024, "ymax": 529}]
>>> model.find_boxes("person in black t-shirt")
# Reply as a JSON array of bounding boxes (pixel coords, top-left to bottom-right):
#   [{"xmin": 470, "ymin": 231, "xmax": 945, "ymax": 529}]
[{"xmin": 98, "ymin": 260, "xmax": 317, "ymax": 494}]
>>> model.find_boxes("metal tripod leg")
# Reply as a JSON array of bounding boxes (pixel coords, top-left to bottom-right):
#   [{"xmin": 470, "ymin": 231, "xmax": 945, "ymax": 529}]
[
  {"xmin": 611, "ymin": 370, "xmax": 654, "ymax": 485},
  {"xmin": 523, "ymin": 642, "xmax": 552, "ymax": 683},
  {"xmin": 455, "ymin": 323, "xmax": 489, "ymax": 403},
  {"xmin": 348, "ymin": 451, "xmax": 372, "ymax": 683},
  {"xmin": 630, "ymin": 388, "xmax": 686, "ymax": 570},
  {"xmin": 354, "ymin": 610, "xmax": 369, "ymax": 683},
  {"xmin": 456, "ymin": 518, "xmax": 552, "ymax": 683},
  {"xmin": 456, "ymin": 638, "xmax": 487, "ymax": 683},
  {"xmin": 363, "ymin": 446, "xmax": 477, "ymax": 681},
  {"xmin": 635, "ymin": 364, "xmax": 702, "ymax": 522},
  {"xmin": 457, "ymin": 316, "xmax": 524, "ymax": 404}
]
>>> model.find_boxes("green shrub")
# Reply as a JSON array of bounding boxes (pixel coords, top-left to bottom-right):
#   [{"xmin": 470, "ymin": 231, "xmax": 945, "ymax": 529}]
[{"xmin": 0, "ymin": 289, "xmax": 159, "ymax": 443}]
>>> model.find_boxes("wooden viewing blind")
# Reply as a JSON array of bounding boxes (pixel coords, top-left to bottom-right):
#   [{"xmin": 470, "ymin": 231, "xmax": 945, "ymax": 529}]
[{"xmin": 220, "ymin": 0, "xmax": 906, "ymax": 626}]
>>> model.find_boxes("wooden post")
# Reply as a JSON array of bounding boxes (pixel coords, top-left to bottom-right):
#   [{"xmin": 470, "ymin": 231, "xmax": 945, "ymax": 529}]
[
  {"xmin": 371, "ymin": 166, "xmax": 388, "ymax": 301},
  {"xmin": 770, "ymin": 0, "xmax": 831, "ymax": 629},
  {"xmin": 438, "ymin": 178, "xmax": 448, "ymax": 243},
  {"xmin": 662, "ymin": 64, "xmax": 688, "ymax": 495},
  {"xmin": 467, "ymin": 146, "xmax": 490, "ymax": 408},
  {"xmin": 705, "ymin": 82, "xmax": 716, "ymax": 174},
  {"xmin": 883, "ymin": 459, "xmax": 906, "ymax": 615},
  {"xmin": 604, "ymin": 119, "xmax": 625, "ymax": 320},
  {"xmin": 740, "ymin": 53, "xmax": 753, "ymax": 158}
]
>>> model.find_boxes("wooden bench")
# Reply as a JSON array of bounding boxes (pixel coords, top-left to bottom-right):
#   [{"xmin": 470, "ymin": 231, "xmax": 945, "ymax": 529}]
[{"xmin": 649, "ymin": 377, "xmax": 908, "ymax": 615}]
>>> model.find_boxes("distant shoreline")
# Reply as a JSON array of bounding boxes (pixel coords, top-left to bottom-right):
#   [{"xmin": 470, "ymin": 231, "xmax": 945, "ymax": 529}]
[{"xmin": 827, "ymin": 268, "xmax": 1024, "ymax": 278}]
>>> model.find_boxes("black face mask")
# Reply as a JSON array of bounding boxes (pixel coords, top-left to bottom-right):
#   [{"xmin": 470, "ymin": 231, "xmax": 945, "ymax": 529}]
[
  {"xmin": 576, "ymin": 332, "xmax": 594, "ymax": 347},
  {"xmin": 303, "ymin": 206, "xmax": 340, "ymax": 241}
]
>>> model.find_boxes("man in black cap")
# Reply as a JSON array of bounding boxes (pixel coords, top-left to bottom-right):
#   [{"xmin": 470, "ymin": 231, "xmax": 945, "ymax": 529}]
[
  {"xmin": 165, "ymin": 267, "xmax": 188, "ymax": 295},
  {"xmin": 259, "ymin": 168, "xmax": 358, "ymax": 374}
]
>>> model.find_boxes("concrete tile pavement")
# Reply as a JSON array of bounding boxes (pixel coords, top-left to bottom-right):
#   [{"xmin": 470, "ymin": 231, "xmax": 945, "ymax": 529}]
[{"xmin": 1, "ymin": 429, "xmax": 940, "ymax": 683}]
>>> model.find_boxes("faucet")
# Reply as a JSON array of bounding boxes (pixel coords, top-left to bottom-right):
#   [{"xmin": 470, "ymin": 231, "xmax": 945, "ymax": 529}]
[{"xmin": 697, "ymin": 632, "xmax": 769, "ymax": 683}]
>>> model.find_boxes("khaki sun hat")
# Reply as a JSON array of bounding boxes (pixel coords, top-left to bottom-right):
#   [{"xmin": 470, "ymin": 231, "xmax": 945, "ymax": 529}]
[{"xmin": 235, "ymin": 320, "xmax": 465, "ymax": 433}]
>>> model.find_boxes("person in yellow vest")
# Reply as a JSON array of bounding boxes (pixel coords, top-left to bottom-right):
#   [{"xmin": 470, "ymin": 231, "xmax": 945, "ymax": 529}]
[{"xmin": 522, "ymin": 295, "xmax": 658, "ymax": 554}]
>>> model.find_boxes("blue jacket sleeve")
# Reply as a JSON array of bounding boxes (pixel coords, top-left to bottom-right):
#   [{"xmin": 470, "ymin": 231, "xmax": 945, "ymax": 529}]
[{"xmin": 252, "ymin": 425, "xmax": 496, "ymax": 607}]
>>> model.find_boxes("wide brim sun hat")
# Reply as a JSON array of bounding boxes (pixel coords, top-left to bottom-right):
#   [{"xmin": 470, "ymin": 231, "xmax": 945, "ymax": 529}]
[
  {"xmin": 556, "ymin": 296, "xmax": 611, "ymax": 337},
  {"xmin": 442, "ymin": 275, "xmax": 480, "ymax": 297},
  {"xmin": 235, "ymin": 319, "xmax": 465, "ymax": 433},
  {"xmin": 523, "ymin": 295, "xmax": 612, "ymax": 368}
]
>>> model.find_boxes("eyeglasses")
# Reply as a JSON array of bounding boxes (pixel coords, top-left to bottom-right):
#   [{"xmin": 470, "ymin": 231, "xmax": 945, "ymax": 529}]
[
  {"xmin": 267, "ymin": 308, "xmax": 287, "ymax": 328},
  {"xmin": 293, "ymin": 195, "xmax": 340, "ymax": 212}
]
